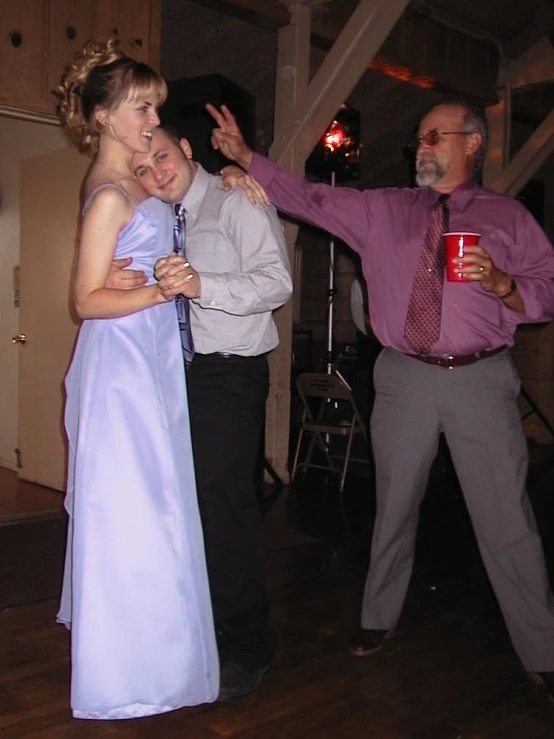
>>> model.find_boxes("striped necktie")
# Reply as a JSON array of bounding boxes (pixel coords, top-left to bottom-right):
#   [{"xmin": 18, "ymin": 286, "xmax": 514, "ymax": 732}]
[
  {"xmin": 173, "ymin": 203, "xmax": 194, "ymax": 365},
  {"xmin": 404, "ymin": 194, "xmax": 450, "ymax": 354}
]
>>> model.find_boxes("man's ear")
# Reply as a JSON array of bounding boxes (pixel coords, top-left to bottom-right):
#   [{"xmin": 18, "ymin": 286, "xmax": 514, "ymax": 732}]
[
  {"xmin": 179, "ymin": 138, "xmax": 193, "ymax": 160},
  {"xmin": 466, "ymin": 132, "xmax": 482, "ymax": 157}
]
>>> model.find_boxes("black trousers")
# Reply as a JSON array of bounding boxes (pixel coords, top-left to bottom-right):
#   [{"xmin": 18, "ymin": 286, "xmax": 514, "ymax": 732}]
[{"xmin": 187, "ymin": 352, "xmax": 273, "ymax": 669}]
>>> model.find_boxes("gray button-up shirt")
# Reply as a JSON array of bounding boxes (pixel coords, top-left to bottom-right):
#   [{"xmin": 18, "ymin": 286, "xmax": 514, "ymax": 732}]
[{"xmin": 180, "ymin": 164, "xmax": 292, "ymax": 356}]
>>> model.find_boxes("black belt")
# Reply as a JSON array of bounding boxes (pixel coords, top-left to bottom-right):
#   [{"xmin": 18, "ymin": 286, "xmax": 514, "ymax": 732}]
[
  {"xmin": 405, "ymin": 345, "xmax": 507, "ymax": 370},
  {"xmin": 194, "ymin": 352, "xmax": 268, "ymax": 360}
]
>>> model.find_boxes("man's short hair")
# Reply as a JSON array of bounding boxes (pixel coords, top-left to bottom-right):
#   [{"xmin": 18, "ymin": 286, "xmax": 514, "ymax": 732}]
[{"xmin": 158, "ymin": 124, "xmax": 182, "ymax": 147}]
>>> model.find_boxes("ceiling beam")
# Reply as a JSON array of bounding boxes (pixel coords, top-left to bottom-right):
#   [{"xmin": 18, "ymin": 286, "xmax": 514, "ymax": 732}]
[
  {"xmin": 271, "ymin": 0, "xmax": 410, "ymax": 164},
  {"xmin": 189, "ymin": 0, "xmax": 499, "ymax": 104},
  {"xmin": 499, "ymin": 51, "xmax": 554, "ymax": 89},
  {"xmin": 502, "ymin": 0, "xmax": 554, "ymax": 62},
  {"xmin": 490, "ymin": 108, "xmax": 554, "ymax": 197},
  {"xmin": 187, "ymin": 0, "xmax": 288, "ymax": 31}
]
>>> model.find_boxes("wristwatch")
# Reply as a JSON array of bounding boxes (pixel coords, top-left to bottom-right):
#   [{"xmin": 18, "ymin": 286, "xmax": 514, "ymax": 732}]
[{"xmin": 498, "ymin": 277, "xmax": 517, "ymax": 300}]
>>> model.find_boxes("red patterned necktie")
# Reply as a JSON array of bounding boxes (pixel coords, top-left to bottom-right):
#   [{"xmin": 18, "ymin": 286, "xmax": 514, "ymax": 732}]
[{"xmin": 404, "ymin": 194, "xmax": 450, "ymax": 354}]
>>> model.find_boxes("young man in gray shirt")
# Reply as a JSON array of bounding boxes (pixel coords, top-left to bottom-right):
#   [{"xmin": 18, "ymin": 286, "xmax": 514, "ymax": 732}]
[{"xmin": 109, "ymin": 126, "xmax": 292, "ymax": 700}]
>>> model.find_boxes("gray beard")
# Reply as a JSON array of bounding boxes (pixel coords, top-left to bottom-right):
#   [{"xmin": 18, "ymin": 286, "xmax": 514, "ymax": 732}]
[{"xmin": 415, "ymin": 157, "xmax": 445, "ymax": 187}]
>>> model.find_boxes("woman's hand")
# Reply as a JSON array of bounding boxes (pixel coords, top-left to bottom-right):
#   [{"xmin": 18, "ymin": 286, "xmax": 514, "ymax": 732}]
[
  {"xmin": 220, "ymin": 166, "xmax": 270, "ymax": 207},
  {"xmin": 154, "ymin": 255, "xmax": 200, "ymax": 300}
]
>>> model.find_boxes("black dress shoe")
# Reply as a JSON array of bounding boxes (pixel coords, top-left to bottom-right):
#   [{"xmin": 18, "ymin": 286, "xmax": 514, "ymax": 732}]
[
  {"xmin": 218, "ymin": 661, "xmax": 273, "ymax": 701},
  {"xmin": 349, "ymin": 628, "xmax": 391, "ymax": 657},
  {"xmin": 529, "ymin": 671, "xmax": 554, "ymax": 703}
]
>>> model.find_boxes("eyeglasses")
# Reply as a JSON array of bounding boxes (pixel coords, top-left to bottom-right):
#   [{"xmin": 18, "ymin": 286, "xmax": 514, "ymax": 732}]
[{"xmin": 407, "ymin": 128, "xmax": 471, "ymax": 152}]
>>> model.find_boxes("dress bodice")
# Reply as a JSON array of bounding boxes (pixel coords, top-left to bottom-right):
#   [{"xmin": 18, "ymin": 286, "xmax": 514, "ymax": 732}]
[{"xmin": 83, "ymin": 186, "xmax": 173, "ymax": 285}]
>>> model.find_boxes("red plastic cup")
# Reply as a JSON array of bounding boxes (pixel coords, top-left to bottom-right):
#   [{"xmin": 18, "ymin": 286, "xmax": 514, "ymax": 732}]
[{"xmin": 444, "ymin": 232, "xmax": 481, "ymax": 282}]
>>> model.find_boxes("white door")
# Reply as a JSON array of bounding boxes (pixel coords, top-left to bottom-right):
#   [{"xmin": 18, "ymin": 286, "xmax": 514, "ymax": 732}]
[{"xmin": 18, "ymin": 145, "xmax": 89, "ymax": 489}]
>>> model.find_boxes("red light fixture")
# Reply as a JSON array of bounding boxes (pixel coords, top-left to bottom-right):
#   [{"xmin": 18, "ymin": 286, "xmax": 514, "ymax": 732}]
[
  {"xmin": 323, "ymin": 120, "xmax": 346, "ymax": 152},
  {"xmin": 307, "ymin": 103, "xmax": 361, "ymax": 182}
]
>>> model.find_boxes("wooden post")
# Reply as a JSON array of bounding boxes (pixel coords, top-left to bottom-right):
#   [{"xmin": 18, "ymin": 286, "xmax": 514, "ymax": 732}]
[
  {"xmin": 264, "ymin": 0, "xmax": 412, "ymax": 481},
  {"xmin": 272, "ymin": 0, "xmax": 412, "ymax": 163},
  {"xmin": 491, "ymin": 108, "xmax": 554, "ymax": 197},
  {"xmin": 483, "ymin": 85, "xmax": 511, "ymax": 188},
  {"xmin": 264, "ymin": 3, "xmax": 310, "ymax": 482},
  {"xmin": 487, "ymin": 45, "xmax": 554, "ymax": 443}
]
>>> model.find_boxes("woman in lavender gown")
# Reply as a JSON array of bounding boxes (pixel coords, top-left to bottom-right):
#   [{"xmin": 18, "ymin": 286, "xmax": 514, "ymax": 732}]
[{"xmin": 55, "ymin": 39, "xmax": 218, "ymax": 720}]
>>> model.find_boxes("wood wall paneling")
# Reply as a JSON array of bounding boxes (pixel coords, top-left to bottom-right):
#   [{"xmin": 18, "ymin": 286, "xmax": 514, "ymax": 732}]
[
  {"xmin": 0, "ymin": 0, "xmax": 49, "ymax": 112},
  {"xmin": 47, "ymin": 0, "xmax": 96, "ymax": 113}
]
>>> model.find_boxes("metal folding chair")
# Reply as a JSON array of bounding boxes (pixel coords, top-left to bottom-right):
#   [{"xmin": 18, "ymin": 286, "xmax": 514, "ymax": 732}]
[{"xmin": 291, "ymin": 372, "xmax": 370, "ymax": 492}]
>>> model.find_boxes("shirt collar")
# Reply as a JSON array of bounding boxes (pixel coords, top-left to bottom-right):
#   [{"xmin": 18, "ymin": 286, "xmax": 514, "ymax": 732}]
[
  {"xmin": 178, "ymin": 163, "xmax": 211, "ymax": 224},
  {"xmin": 450, "ymin": 177, "xmax": 479, "ymax": 212},
  {"xmin": 424, "ymin": 177, "xmax": 478, "ymax": 211}
]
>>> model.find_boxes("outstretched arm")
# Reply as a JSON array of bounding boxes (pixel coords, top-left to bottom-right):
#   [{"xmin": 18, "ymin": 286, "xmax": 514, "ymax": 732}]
[{"xmin": 207, "ymin": 102, "xmax": 371, "ymax": 256}]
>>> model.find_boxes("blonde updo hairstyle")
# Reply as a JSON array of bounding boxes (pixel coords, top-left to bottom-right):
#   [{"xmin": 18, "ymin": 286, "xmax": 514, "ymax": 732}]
[{"xmin": 55, "ymin": 38, "xmax": 167, "ymax": 154}]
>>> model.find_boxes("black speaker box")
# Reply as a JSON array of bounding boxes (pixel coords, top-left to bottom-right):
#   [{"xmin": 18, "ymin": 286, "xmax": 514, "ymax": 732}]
[{"xmin": 160, "ymin": 74, "xmax": 256, "ymax": 174}]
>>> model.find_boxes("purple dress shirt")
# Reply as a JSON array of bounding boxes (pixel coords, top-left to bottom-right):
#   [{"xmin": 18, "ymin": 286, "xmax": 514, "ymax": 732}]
[{"xmin": 250, "ymin": 154, "xmax": 554, "ymax": 355}]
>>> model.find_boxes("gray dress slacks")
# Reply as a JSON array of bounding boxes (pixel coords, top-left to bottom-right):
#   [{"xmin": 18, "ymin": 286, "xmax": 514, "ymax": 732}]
[{"xmin": 361, "ymin": 348, "xmax": 554, "ymax": 671}]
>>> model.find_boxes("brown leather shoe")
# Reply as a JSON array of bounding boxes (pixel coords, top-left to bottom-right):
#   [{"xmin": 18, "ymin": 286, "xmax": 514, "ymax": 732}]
[{"xmin": 349, "ymin": 628, "xmax": 390, "ymax": 657}]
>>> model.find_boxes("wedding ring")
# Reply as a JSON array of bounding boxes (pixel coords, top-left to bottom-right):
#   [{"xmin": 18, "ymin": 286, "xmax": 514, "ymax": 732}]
[{"xmin": 479, "ymin": 265, "xmax": 484, "ymax": 272}]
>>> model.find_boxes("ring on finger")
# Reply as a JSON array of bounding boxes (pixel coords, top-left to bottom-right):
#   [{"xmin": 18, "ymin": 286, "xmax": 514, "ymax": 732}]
[{"xmin": 479, "ymin": 265, "xmax": 485, "ymax": 273}]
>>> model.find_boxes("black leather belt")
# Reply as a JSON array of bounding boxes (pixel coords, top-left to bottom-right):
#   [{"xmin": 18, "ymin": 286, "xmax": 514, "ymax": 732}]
[
  {"xmin": 406, "ymin": 345, "xmax": 507, "ymax": 370},
  {"xmin": 194, "ymin": 352, "xmax": 268, "ymax": 360}
]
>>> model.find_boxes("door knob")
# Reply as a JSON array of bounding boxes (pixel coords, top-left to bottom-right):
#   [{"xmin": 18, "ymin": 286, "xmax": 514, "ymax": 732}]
[{"xmin": 12, "ymin": 333, "xmax": 27, "ymax": 344}]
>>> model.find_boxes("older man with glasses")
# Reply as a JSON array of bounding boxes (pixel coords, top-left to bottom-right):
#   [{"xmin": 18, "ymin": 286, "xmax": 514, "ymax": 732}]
[{"xmin": 208, "ymin": 99, "xmax": 554, "ymax": 700}]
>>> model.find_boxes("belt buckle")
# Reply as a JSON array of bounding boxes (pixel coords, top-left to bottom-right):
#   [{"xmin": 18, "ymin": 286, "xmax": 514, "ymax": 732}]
[{"xmin": 438, "ymin": 354, "xmax": 455, "ymax": 370}]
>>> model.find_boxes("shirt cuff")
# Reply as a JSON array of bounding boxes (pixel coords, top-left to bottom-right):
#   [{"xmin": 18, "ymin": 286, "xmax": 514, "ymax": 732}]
[
  {"xmin": 192, "ymin": 273, "xmax": 219, "ymax": 307},
  {"xmin": 249, "ymin": 153, "xmax": 277, "ymax": 189},
  {"xmin": 504, "ymin": 275, "xmax": 550, "ymax": 323}
]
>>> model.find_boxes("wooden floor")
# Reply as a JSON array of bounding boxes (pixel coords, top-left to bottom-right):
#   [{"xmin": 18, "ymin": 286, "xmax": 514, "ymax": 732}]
[
  {"xmin": 2, "ymin": 445, "xmax": 554, "ymax": 737},
  {"xmin": 0, "ymin": 467, "xmax": 63, "ymax": 524}
]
